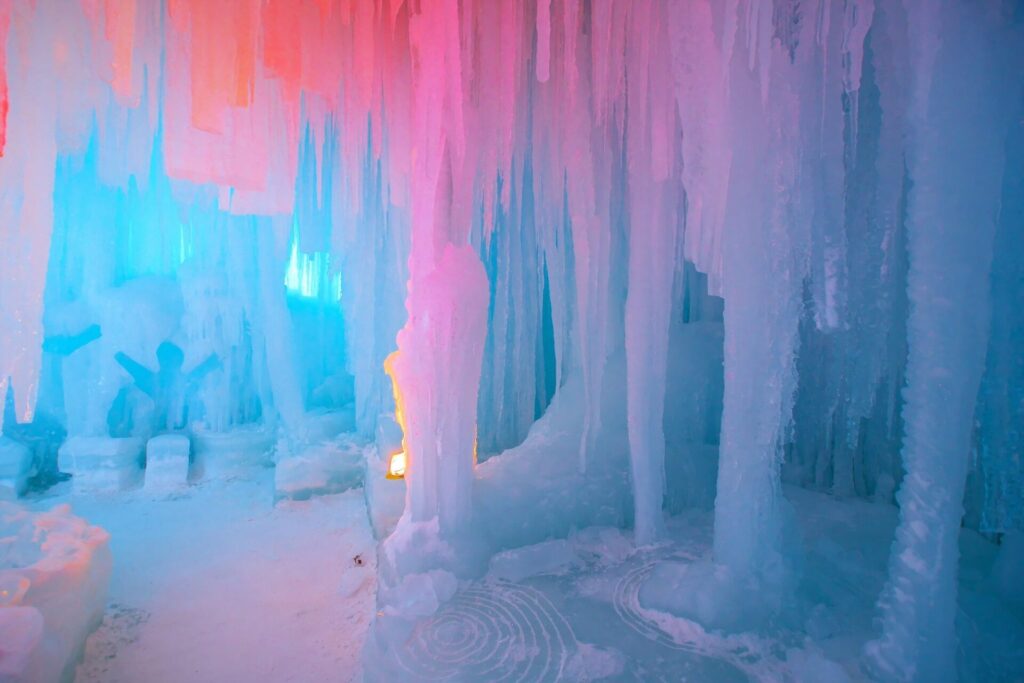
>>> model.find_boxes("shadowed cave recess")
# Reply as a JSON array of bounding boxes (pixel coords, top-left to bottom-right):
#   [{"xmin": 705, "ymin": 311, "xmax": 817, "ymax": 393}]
[{"xmin": 0, "ymin": 1, "xmax": 1022, "ymax": 682}]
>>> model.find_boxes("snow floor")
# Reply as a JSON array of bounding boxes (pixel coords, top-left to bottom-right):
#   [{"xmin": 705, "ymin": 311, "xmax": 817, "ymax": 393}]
[
  {"xmin": 25, "ymin": 473, "xmax": 376, "ymax": 683},
  {"xmin": 372, "ymin": 487, "xmax": 1024, "ymax": 683},
  {"xmin": 19, "ymin": 473, "xmax": 1023, "ymax": 682}
]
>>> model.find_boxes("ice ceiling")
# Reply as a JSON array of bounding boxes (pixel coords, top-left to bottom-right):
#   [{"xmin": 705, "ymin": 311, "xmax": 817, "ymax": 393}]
[{"xmin": 0, "ymin": 1, "xmax": 1021, "ymax": 682}]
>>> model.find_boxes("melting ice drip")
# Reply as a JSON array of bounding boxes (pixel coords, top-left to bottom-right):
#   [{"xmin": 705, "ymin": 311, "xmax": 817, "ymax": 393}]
[{"xmin": 392, "ymin": 582, "xmax": 576, "ymax": 682}]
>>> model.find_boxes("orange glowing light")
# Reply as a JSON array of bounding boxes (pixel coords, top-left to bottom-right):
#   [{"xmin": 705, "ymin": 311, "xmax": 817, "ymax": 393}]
[
  {"xmin": 384, "ymin": 351, "xmax": 409, "ymax": 480},
  {"xmin": 387, "ymin": 450, "xmax": 407, "ymax": 479}
]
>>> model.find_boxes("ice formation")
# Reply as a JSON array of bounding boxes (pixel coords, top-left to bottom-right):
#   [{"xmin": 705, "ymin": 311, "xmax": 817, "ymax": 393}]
[{"xmin": 0, "ymin": 0, "xmax": 1021, "ymax": 681}]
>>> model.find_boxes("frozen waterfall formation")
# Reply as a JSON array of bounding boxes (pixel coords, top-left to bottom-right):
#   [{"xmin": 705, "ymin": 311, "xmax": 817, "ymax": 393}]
[{"xmin": 0, "ymin": 1, "xmax": 1022, "ymax": 682}]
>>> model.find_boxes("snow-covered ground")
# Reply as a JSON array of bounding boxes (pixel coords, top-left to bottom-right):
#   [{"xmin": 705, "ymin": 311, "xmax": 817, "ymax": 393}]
[
  {"xmin": 25, "ymin": 474, "xmax": 376, "ymax": 683},
  {"xmin": 367, "ymin": 486, "xmax": 1024, "ymax": 683},
  {"xmin": 14, "ymin": 462, "xmax": 1022, "ymax": 683}
]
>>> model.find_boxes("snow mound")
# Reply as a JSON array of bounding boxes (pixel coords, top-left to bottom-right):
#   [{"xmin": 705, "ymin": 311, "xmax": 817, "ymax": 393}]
[
  {"xmin": 275, "ymin": 434, "xmax": 366, "ymax": 500},
  {"xmin": 0, "ymin": 502, "xmax": 111, "ymax": 682}
]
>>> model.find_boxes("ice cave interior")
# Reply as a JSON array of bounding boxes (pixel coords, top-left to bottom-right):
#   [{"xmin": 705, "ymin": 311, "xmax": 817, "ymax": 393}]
[{"xmin": 0, "ymin": 1, "xmax": 1022, "ymax": 682}]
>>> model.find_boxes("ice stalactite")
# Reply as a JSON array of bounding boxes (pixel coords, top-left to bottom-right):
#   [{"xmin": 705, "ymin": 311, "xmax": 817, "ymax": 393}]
[
  {"xmin": 785, "ymin": 0, "xmax": 911, "ymax": 501},
  {"xmin": 863, "ymin": 2, "xmax": 1021, "ymax": 681},
  {"xmin": 476, "ymin": 162, "xmax": 547, "ymax": 456},
  {"xmin": 0, "ymin": 0, "xmax": 10, "ymax": 157},
  {"xmin": 334, "ymin": 140, "xmax": 409, "ymax": 440},
  {"xmin": 639, "ymin": 0, "xmax": 875, "ymax": 625},
  {"xmin": 0, "ymin": 0, "xmax": 59, "ymax": 430},
  {"xmin": 560, "ymin": 0, "xmax": 618, "ymax": 475},
  {"xmin": 668, "ymin": 0, "xmax": 730, "ymax": 296}
]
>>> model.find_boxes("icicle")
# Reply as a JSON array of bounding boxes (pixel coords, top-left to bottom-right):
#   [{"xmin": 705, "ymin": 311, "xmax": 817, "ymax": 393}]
[
  {"xmin": 841, "ymin": 0, "xmax": 875, "ymax": 162},
  {"xmin": 669, "ymin": 0, "xmax": 729, "ymax": 294},
  {"xmin": 254, "ymin": 216, "xmax": 305, "ymax": 432},
  {"xmin": 0, "ymin": 0, "xmax": 60, "ymax": 430},
  {"xmin": 0, "ymin": 1, "xmax": 11, "ymax": 158},
  {"xmin": 536, "ymin": 0, "xmax": 550, "ymax": 83}
]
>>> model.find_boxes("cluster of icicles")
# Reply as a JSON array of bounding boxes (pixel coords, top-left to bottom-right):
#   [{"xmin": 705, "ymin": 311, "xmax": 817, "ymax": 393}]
[{"xmin": 0, "ymin": 2, "xmax": 1019, "ymax": 682}]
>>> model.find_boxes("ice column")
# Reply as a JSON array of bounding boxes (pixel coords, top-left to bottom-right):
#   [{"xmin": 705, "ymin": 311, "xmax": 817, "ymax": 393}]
[
  {"xmin": 624, "ymin": 1, "xmax": 678, "ymax": 546},
  {"xmin": 711, "ymin": 6, "xmax": 805, "ymax": 579},
  {"xmin": 388, "ymin": 246, "xmax": 489, "ymax": 531},
  {"xmin": 385, "ymin": 0, "xmax": 490, "ymax": 535},
  {"xmin": 863, "ymin": 2, "xmax": 1020, "ymax": 681}
]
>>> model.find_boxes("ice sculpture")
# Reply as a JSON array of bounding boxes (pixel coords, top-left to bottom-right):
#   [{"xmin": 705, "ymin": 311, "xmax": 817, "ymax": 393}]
[{"xmin": 114, "ymin": 342, "xmax": 219, "ymax": 432}]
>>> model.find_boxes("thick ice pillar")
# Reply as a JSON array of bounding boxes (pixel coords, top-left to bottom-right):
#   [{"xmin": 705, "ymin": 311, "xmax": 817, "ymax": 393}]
[
  {"xmin": 379, "ymin": 0, "xmax": 489, "ymax": 537},
  {"xmin": 387, "ymin": 246, "xmax": 489, "ymax": 533},
  {"xmin": 711, "ymin": 23, "xmax": 804, "ymax": 580},
  {"xmin": 864, "ymin": 3, "xmax": 1019, "ymax": 681},
  {"xmin": 624, "ymin": 1, "xmax": 678, "ymax": 546},
  {"xmin": 625, "ymin": 180, "xmax": 675, "ymax": 545}
]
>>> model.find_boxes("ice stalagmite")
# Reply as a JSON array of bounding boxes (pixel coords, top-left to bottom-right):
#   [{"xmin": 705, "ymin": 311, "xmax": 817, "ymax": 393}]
[{"xmin": 864, "ymin": 2, "xmax": 1020, "ymax": 681}]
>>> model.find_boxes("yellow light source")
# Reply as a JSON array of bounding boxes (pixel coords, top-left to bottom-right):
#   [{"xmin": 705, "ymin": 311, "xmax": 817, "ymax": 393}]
[{"xmin": 387, "ymin": 450, "xmax": 407, "ymax": 479}]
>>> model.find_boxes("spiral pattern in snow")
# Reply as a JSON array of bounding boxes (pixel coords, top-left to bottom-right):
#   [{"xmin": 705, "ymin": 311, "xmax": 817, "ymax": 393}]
[
  {"xmin": 613, "ymin": 561, "xmax": 702, "ymax": 652},
  {"xmin": 393, "ymin": 581, "xmax": 575, "ymax": 682},
  {"xmin": 612, "ymin": 559, "xmax": 783, "ymax": 680}
]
